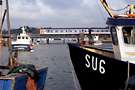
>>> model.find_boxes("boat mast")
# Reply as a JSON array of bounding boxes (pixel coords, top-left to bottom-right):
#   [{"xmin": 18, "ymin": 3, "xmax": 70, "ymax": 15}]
[
  {"xmin": 0, "ymin": 0, "xmax": 2, "ymax": 32},
  {"xmin": 0, "ymin": 1, "xmax": 6, "ymax": 46},
  {"xmin": 0, "ymin": 0, "xmax": 3, "ymax": 46},
  {"xmin": 6, "ymin": 0, "xmax": 13, "ymax": 67},
  {"xmin": 100, "ymin": 0, "xmax": 114, "ymax": 17}
]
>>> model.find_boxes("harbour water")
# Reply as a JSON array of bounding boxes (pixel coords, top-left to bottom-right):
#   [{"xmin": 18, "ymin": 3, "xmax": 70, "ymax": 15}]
[
  {"xmin": 18, "ymin": 44, "xmax": 78, "ymax": 90},
  {"xmin": 0, "ymin": 43, "xmax": 112, "ymax": 90}
]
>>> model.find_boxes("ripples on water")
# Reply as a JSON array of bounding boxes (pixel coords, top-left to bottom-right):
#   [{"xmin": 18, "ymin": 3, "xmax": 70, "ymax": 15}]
[{"xmin": 18, "ymin": 44, "xmax": 78, "ymax": 90}]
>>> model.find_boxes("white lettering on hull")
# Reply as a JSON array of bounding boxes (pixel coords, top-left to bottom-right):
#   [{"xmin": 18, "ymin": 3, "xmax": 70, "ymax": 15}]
[{"xmin": 85, "ymin": 54, "xmax": 106, "ymax": 74}]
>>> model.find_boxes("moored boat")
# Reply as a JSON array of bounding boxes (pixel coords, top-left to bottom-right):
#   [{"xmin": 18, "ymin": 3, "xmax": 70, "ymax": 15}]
[
  {"xmin": 68, "ymin": 0, "xmax": 135, "ymax": 90},
  {"xmin": 12, "ymin": 26, "xmax": 33, "ymax": 51},
  {"xmin": 0, "ymin": 0, "xmax": 48, "ymax": 90}
]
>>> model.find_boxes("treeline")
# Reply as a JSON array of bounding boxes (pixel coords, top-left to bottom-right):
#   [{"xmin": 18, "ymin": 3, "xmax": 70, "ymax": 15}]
[{"xmin": 2, "ymin": 26, "xmax": 39, "ymax": 35}]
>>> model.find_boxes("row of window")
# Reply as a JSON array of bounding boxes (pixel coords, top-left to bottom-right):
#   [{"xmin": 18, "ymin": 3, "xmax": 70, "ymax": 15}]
[
  {"xmin": 91, "ymin": 30, "xmax": 109, "ymax": 32},
  {"xmin": 42, "ymin": 29, "xmax": 109, "ymax": 33},
  {"xmin": 45, "ymin": 29, "xmax": 89, "ymax": 33},
  {"xmin": 111, "ymin": 26, "xmax": 135, "ymax": 45},
  {"xmin": 18, "ymin": 36, "xmax": 29, "ymax": 39}
]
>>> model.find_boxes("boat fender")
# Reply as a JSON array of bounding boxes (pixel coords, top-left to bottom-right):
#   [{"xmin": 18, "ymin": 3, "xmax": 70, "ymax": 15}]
[{"xmin": 8, "ymin": 64, "xmax": 38, "ymax": 80}]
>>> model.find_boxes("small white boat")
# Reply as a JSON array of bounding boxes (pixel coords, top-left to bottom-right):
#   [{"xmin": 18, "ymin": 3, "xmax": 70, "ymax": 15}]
[
  {"xmin": 93, "ymin": 35, "xmax": 103, "ymax": 45},
  {"xmin": 12, "ymin": 26, "xmax": 33, "ymax": 51}
]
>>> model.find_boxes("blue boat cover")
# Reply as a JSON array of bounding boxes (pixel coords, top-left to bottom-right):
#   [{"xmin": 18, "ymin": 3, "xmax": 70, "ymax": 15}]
[
  {"xmin": 106, "ymin": 17, "xmax": 135, "ymax": 26},
  {"xmin": 36, "ymin": 68, "xmax": 48, "ymax": 90},
  {"xmin": 14, "ymin": 68, "xmax": 48, "ymax": 90},
  {"xmin": 0, "ymin": 79, "xmax": 12, "ymax": 90},
  {"xmin": 0, "ymin": 67, "xmax": 48, "ymax": 90},
  {"xmin": 14, "ymin": 75, "xmax": 28, "ymax": 90}
]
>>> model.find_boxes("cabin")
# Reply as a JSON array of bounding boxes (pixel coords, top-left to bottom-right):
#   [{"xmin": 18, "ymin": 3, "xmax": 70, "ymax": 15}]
[{"xmin": 107, "ymin": 17, "xmax": 135, "ymax": 63}]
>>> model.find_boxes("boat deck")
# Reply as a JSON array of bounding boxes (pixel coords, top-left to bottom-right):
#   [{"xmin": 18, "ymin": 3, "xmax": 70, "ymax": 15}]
[{"xmin": 83, "ymin": 46, "xmax": 114, "ymax": 58}]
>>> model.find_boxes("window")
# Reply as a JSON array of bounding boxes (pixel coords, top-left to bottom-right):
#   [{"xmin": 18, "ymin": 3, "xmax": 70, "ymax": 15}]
[
  {"xmin": 111, "ymin": 27, "xmax": 118, "ymax": 45},
  {"xmin": 82, "ymin": 29, "xmax": 84, "ymax": 32},
  {"xmin": 122, "ymin": 26, "xmax": 135, "ymax": 44},
  {"xmin": 22, "ymin": 37, "xmax": 25, "ymax": 39},
  {"xmin": 55, "ymin": 30, "xmax": 58, "ymax": 32},
  {"xmin": 18, "ymin": 36, "xmax": 21, "ymax": 39},
  {"xmin": 47, "ymin": 30, "xmax": 50, "ymax": 32}
]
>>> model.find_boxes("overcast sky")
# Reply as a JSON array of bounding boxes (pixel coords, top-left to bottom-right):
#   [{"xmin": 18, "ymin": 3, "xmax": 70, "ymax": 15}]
[{"xmin": 2, "ymin": 0, "xmax": 129, "ymax": 28}]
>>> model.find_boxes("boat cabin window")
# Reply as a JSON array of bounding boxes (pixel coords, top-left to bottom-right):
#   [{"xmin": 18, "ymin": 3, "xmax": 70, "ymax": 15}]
[
  {"xmin": 111, "ymin": 27, "xmax": 118, "ymax": 45},
  {"xmin": 26, "ymin": 37, "xmax": 28, "ymax": 39},
  {"xmin": 22, "ymin": 37, "xmax": 24, "ymax": 39},
  {"xmin": 18, "ymin": 36, "xmax": 21, "ymax": 39},
  {"xmin": 122, "ymin": 26, "xmax": 135, "ymax": 44}
]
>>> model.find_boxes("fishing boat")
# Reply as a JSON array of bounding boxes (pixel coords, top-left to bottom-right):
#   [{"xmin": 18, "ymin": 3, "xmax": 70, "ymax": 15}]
[
  {"xmin": 12, "ymin": 26, "xmax": 33, "ymax": 51},
  {"xmin": 68, "ymin": 0, "xmax": 135, "ymax": 90},
  {"xmin": 0, "ymin": 0, "xmax": 48, "ymax": 90}
]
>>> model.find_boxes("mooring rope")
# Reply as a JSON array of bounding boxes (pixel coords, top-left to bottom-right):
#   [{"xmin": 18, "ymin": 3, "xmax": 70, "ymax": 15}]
[{"xmin": 109, "ymin": 5, "xmax": 129, "ymax": 12}]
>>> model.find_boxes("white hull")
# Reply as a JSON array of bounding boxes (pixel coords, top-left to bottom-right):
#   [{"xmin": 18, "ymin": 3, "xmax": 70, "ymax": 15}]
[{"xmin": 94, "ymin": 41, "xmax": 103, "ymax": 45}]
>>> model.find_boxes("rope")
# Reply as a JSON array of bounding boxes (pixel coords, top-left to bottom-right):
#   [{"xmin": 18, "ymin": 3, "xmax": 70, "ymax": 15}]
[
  {"xmin": 124, "ymin": 0, "xmax": 129, "ymax": 3},
  {"xmin": 109, "ymin": 5, "xmax": 129, "ymax": 11}
]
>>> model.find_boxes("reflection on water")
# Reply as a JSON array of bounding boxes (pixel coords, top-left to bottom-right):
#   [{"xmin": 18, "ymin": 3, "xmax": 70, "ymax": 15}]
[{"xmin": 0, "ymin": 47, "xmax": 9, "ymax": 66}]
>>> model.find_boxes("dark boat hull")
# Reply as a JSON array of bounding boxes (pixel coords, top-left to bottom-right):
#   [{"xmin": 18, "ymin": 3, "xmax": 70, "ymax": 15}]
[{"xmin": 68, "ymin": 44, "xmax": 135, "ymax": 90}]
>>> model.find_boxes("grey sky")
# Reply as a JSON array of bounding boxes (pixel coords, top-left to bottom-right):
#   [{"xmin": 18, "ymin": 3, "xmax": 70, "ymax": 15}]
[{"xmin": 5, "ymin": 0, "xmax": 127, "ymax": 28}]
